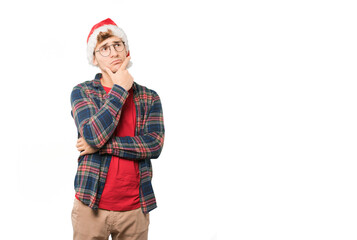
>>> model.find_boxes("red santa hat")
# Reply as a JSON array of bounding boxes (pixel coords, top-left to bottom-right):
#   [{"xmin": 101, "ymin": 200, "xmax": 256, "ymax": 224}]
[{"xmin": 87, "ymin": 18, "xmax": 132, "ymax": 68}]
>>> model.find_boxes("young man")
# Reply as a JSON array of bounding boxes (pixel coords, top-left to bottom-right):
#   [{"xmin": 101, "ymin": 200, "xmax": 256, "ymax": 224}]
[{"xmin": 70, "ymin": 18, "xmax": 165, "ymax": 240}]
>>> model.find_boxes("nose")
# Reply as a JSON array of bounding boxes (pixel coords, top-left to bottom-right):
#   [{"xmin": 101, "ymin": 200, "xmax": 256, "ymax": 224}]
[{"xmin": 109, "ymin": 45, "xmax": 119, "ymax": 57}]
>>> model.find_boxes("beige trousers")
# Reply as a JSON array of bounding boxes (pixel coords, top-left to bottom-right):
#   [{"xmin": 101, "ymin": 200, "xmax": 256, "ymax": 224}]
[{"xmin": 71, "ymin": 198, "xmax": 149, "ymax": 240}]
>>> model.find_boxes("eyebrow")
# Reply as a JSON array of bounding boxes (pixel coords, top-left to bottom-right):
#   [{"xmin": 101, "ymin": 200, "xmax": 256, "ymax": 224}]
[{"xmin": 99, "ymin": 41, "xmax": 122, "ymax": 48}]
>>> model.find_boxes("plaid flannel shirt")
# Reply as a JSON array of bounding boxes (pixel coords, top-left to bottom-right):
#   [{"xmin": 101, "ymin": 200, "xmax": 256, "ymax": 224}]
[{"xmin": 70, "ymin": 73, "xmax": 165, "ymax": 213}]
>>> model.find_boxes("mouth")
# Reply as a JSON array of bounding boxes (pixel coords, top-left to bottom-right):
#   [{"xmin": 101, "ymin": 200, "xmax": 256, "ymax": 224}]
[{"xmin": 111, "ymin": 59, "xmax": 123, "ymax": 65}]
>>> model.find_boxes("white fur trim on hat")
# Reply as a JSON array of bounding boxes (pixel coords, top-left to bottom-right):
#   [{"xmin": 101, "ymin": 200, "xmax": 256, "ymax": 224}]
[{"xmin": 87, "ymin": 24, "xmax": 132, "ymax": 68}]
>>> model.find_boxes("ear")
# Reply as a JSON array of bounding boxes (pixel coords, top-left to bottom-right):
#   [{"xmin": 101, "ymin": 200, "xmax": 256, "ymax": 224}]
[{"xmin": 93, "ymin": 55, "xmax": 98, "ymax": 66}]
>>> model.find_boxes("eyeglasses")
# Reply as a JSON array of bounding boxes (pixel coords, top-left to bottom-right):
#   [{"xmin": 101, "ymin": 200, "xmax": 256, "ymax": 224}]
[{"xmin": 95, "ymin": 41, "xmax": 126, "ymax": 57}]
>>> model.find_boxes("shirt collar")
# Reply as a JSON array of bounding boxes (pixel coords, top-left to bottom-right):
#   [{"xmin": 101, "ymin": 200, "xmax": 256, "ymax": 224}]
[
  {"xmin": 94, "ymin": 73, "xmax": 137, "ymax": 91},
  {"xmin": 93, "ymin": 73, "xmax": 102, "ymax": 87}
]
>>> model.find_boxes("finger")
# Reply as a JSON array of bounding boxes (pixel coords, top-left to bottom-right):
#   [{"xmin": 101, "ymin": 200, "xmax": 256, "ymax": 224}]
[
  {"xmin": 119, "ymin": 56, "xmax": 131, "ymax": 71},
  {"xmin": 80, "ymin": 150, "xmax": 86, "ymax": 156}
]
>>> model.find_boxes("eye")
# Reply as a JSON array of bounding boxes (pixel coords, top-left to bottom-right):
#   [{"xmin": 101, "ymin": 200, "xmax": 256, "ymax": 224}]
[
  {"xmin": 101, "ymin": 46, "xmax": 108, "ymax": 51},
  {"xmin": 114, "ymin": 43, "xmax": 121, "ymax": 47}
]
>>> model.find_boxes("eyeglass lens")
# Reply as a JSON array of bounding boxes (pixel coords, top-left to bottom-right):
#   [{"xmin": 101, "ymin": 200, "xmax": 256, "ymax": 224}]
[{"xmin": 99, "ymin": 42, "xmax": 125, "ymax": 57}]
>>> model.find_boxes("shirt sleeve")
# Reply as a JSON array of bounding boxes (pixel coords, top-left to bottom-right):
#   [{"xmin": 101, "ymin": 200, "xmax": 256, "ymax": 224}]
[
  {"xmin": 98, "ymin": 91, "xmax": 165, "ymax": 160},
  {"xmin": 70, "ymin": 83, "xmax": 129, "ymax": 149}
]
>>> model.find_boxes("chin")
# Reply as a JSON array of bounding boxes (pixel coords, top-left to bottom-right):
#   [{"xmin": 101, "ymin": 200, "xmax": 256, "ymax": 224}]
[{"xmin": 112, "ymin": 65, "xmax": 121, "ymax": 73}]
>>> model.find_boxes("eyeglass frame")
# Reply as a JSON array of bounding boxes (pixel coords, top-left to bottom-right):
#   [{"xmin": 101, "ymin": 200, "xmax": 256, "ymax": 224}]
[{"xmin": 94, "ymin": 41, "xmax": 126, "ymax": 57}]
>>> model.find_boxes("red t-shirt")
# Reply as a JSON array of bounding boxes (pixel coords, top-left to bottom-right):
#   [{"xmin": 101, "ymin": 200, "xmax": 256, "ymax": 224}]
[{"xmin": 97, "ymin": 85, "xmax": 140, "ymax": 211}]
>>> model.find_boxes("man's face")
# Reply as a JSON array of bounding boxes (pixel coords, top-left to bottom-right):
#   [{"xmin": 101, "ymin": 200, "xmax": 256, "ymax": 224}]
[{"xmin": 93, "ymin": 36, "xmax": 128, "ymax": 73}]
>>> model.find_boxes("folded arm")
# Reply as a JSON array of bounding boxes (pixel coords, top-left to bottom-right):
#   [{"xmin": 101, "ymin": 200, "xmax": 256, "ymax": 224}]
[
  {"xmin": 99, "ymin": 92, "xmax": 165, "ymax": 160},
  {"xmin": 71, "ymin": 83, "xmax": 128, "ymax": 149}
]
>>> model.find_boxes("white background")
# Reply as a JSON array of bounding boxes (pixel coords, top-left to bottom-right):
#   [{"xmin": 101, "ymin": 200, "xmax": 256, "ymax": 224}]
[{"xmin": 0, "ymin": 0, "xmax": 356, "ymax": 239}]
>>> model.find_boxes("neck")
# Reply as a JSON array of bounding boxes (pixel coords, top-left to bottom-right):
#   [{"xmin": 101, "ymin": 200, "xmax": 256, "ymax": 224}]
[{"xmin": 100, "ymin": 71, "xmax": 114, "ymax": 88}]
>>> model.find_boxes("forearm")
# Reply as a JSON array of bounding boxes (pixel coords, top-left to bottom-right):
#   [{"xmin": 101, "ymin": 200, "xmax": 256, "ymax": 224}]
[
  {"xmin": 71, "ymin": 84, "xmax": 128, "ymax": 148},
  {"xmin": 99, "ymin": 93, "xmax": 165, "ymax": 160},
  {"xmin": 99, "ymin": 132, "xmax": 164, "ymax": 160}
]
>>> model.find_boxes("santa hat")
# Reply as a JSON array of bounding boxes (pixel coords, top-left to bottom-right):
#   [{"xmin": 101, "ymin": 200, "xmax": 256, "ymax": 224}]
[{"xmin": 87, "ymin": 18, "xmax": 132, "ymax": 68}]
